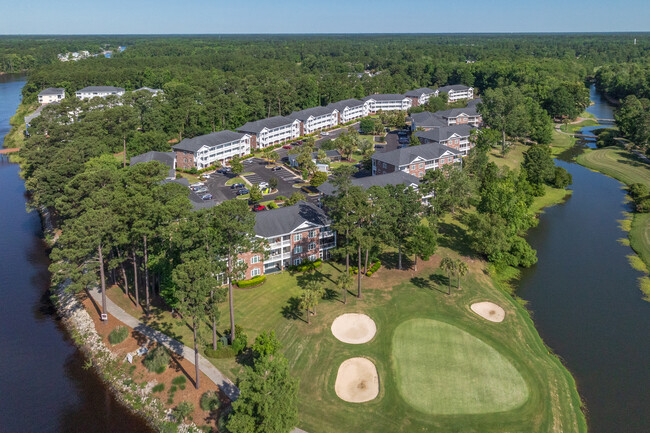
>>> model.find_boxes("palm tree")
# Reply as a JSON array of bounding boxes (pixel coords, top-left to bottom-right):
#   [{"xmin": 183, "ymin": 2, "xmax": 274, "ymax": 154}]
[
  {"xmin": 455, "ymin": 260, "xmax": 469, "ymax": 290},
  {"xmin": 439, "ymin": 257, "xmax": 456, "ymax": 295},
  {"xmin": 299, "ymin": 290, "xmax": 317, "ymax": 324},
  {"xmin": 336, "ymin": 273, "xmax": 353, "ymax": 305}
]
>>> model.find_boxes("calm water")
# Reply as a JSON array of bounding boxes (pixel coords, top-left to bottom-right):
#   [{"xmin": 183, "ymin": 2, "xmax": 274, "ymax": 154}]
[
  {"xmin": 517, "ymin": 85, "xmax": 650, "ymax": 432},
  {"xmin": 0, "ymin": 74, "xmax": 151, "ymax": 432}
]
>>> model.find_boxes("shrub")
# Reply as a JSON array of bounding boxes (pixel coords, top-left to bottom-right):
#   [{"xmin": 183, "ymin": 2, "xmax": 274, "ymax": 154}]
[
  {"xmin": 636, "ymin": 198, "xmax": 650, "ymax": 213},
  {"xmin": 143, "ymin": 346, "xmax": 170, "ymax": 374},
  {"xmin": 276, "ymin": 195, "xmax": 287, "ymax": 201},
  {"xmin": 152, "ymin": 383, "xmax": 165, "ymax": 393},
  {"xmin": 268, "ymin": 201, "xmax": 279, "ymax": 209},
  {"xmin": 172, "ymin": 375, "xmax": 187, "ymax": 390},
  {"xmin": 173, "ymin": 401, "xmax": 194, "ymax": 423},
  {"xmin": 200, "ymin": 391, "xmax": 221, "ymax": 412},
  {"xmin": 552, "ymin": 166, "xmax": 573, "ymax": 189},
  {"xmin": 223, "ymin": 325, "xmax": 248, "ymax": 355},
  {"xmin": 289, "ymin": 259, "xmax": 322, "ymax": 273},
  {"xmin": 349, "ymin": 266, "xmax": 358, "ymax": 275},
  {"xmin": 235, "ymin": 275, "xmax": 266, "ymax": 288},
  {"xmin": 366, "ymin": 260, "xmax": 382, "ymax": 276},
  {"xmin": 108, "ymin": 326, "xmax": 129, "ymax": 345},
  {"xmin": 629, "ymin": 183, "xmax": 649, "ymax": 200}
]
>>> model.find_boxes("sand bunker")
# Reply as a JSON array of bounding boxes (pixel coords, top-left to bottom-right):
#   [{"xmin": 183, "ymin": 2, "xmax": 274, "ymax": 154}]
[
  {"xmin": 470, "ymin": 302, "xmax": 506, "ymax": 323},
  {"xmin": 331, "ymin": 313, "xmax": 377, "ymax": 344},
  {"xmin": 334, "ymin": 357, "xmax": 379, "ymax": 403}
]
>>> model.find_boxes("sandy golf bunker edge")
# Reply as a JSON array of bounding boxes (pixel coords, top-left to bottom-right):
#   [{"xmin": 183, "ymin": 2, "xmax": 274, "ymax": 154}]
[
  {"xmin": 330, "ymin": 313, "xmax": 377, "ymax": 344},
  {"xmin": 334, "ymin": 357, "xmax": 380, "ymax": 403}
]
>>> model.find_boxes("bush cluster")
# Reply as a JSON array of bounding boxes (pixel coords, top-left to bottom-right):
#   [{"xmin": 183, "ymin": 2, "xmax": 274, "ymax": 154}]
[
  {"xmin": 629, "ymin": 183, "xmax": 650, "ymax": 213},
  {"xmin": 108, "ymin": 326, "xmax": 129, "ymax": 345},
  {"xmin": 236, "ymin": 275, "xmax": 266, "ymax": 288},
  {"xmin": 172, "ymin": 375, "xmax": 187, "ymax": 390},
  {"xmin": 366, "ymin": 260, "xmax": 382, "ymax": 276},
  {"xmin": 200, "ymin": 390, "xmax": 221, "ymax": 412},
  {"xmin": 289, "ymin": 258, "xmax": 322, "ymax": 273},
  {"xmin": 143, "ymin": 346, "xmax": 170, "ymax": 374}
]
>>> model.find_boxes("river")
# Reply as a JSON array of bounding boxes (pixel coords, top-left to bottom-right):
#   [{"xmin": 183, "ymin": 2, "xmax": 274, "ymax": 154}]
[
  {"xmin": 517, "ymin": 85, "xmax": 650, "ymax": 432},
  {"xmin": 0, "ymin": 75, "xmax": 152, "ymax": 432}
]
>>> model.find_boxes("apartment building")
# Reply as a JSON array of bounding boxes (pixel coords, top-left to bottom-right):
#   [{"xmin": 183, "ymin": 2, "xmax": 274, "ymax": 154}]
[
  {"xmin": 409, "ymin": 111, "xmax": 449, "ymax": 131},
  {"xmin": 37, "ymin": 88, "xmax": 65, "ymax": 105},
  {"xmin": 404, "ymin": 87, "xmax": 439, "ymax": 107},
  {"xmin": 327, "ymin": 99, "xmax": 368, "ymax": 123},
  {"xmin": 130, "ymin": 151, "xmax": 176, "ymax": 179},
  {"xmin": 371, "ymin": 142, "xmax": 462, "ymax": 178},
  {"xmin": 135, "ymin": 87, "xmax": 164, "ymax": 96},
  {"xmin": 288, "ymin": 105, "xmax": 339, "ymax": 135},
  {"xmin": 75, "ymin": 86, "xmax": 126, "ymax": 100},
  {"xmin": 437, "ymin": 84, "xmax": 474, "ymax": 102},
  {"xmin": 362, "ymin": 94, "xmax": 412, "ymax": 113},
  {"xmin": 239, "ymin": 201, "xmax": 336, "ymax": 278},
  {"xmin": 173, "ymin": 130, "xmax": 251, "ymax": 170},
  {"xmin": 435, "ymin": 107, "xmax": 482, "ymax": 127},
  {"xmin": 414, "ymin": 125, "xmax": 475, "ymax": 155},
  {"xmin": 236, "ymin": 116, "xmax": 301, "ymax": 149}
]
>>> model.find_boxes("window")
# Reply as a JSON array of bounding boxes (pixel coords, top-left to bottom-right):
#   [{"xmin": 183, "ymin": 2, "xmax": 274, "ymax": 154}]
[
  {"xmin": 237, "ymin": 258, "xmax": 245, "ymax": 265},
  {"xmin": 251, "ymin": 255, "xmax": 259, "ymax": 264},
  {"xmin": 293, "ymin": 233, "xmax": 302, "ymax": 242},
  {"xmin": 308, "ymin": 230, "xmax": 317, "ymax": 238},
  {"xmin": 308, "ymin": 242, "xmax": 316, "ymax": 251},
  {"xmin": 251, "ymin": 268, "xmax": 261, "ymax": 277},
  {"xmin": 309, "ymin": 254, "xmax": 317, "ymax": 262},
  {"xmin": 294, "ymin": 245, "xmax": 303, "ymax": 254},
  {"xmin": 294, "ymin": 258, "xmax": 302, "ymax": 266}
]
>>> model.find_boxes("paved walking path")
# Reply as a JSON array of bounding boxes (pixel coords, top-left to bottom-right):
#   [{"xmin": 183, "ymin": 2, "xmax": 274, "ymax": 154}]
[{"xmin": 88, "ymin": 287, "xmax": 308, "ymax": 433}]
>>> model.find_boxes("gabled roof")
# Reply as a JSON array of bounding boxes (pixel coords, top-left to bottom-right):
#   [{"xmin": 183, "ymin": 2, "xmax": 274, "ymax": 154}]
[
  {"xmin": 410, "ymin": 111, "xmax": 448, "ymax": 128},
  {"xmin": 76, "ymin": 86, "xmax": 125, "ymax": 93},
  {"xmin": 466, "ymin": 97, "xmax": 481, "ymax": 108},
  {"xmin": 372, "ymin": 142, "xmax": 461, "ymax": 167},
  {"xmin": 38, "ymin": 87, "xmax": 65, "ymax": 96},
  {"xmin": 435, "ymin": 106, "xmax": 479, "ymax": 118},
  {"xmin": 172, "ymin": 130, "xmax": 248, "ymax": 153},
  {"xmin": 414, "ymin": 125, "xmax": 474, "ymax": 143},
  {"xmin": 437, "ymin": 84, "xmax": 472, "ymax": 93},
  {"xmin": 363, "ymin": 94, "xmax": 409, "ymax": 102},
  {"xmin": 288, "ymin": 105, "xmax": 337, "ymax": 122},
  {"xmin": 135, "ymin": 87, "xmax": 164, "ymax": 94},
  {"xmin": 130, "ymin": 151, "xmax": 176, "ymax": 179},
  {"xmin": 254, "ymin": 201, "xmax": 330, "ymax": 238},
  {"xmin": 404, "ymin": 87, "xmax": 436, "ymax": 98},
  {"xmin": 237, "ymin": 116, "xmax": 297, "ymax": 134},
  {"xmin": 327, "ymin": 98, "xmax": 365, "ymax": 112},
  {"xmin": 318, "ymin": 171, "xmax": 420, "ymax": 196}
]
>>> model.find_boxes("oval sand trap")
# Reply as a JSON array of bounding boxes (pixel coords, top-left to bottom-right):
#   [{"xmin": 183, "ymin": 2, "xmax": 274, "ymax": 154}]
[
  {"xmin": 331, "ymin": 313, "xmax": 377, "ymax": 344},
  {"xmin": 335, "ymin": 357, "xmax": 379, "ymax": 403},
  {"xmin": 471, "ymin": 302, "xmax": 506, "ymax": 323}
]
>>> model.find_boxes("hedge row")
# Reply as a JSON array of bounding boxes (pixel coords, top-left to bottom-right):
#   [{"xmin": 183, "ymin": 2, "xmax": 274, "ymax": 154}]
[
  {"xmin": 366, "ymin": 260, "xmax": 382, "ymax": 276},
  {"xmin": 236, "ymin": 275, "xmax": 266, "ymax": 288},
  {"xmin": 289, "ymin": 259, "xmax": 322, "ymax": 273}
]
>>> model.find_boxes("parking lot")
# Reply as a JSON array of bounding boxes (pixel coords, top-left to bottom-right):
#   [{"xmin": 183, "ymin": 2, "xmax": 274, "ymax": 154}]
[{"xmin": 240, "ymin": 158, "xmax": 301, "ymax": 199}]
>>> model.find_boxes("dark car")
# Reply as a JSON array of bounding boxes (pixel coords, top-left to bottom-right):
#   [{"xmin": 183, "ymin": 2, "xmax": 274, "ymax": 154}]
[
  {"xmin": 230, "ymin": 183, "xmax": 245, "ymax": 189},
  {"xmin": 217, "ymin": 167, "xmax": 232, "ymax": 174},
  {"xmin": 252, "ymin": 204, "xmax": 266, "ymax": 212},
  {"xmin": 236, "ymin": 188, "xmax": 249, "ymax": 196},
  {"xmin": 195, "ymin": 187, "xmax": 209, "ymax": 193},
  {"xmin": 293, "ymin": 140, "xmax": 303, "ymax": 146},
  {"xmin": 282, "ymin": 144, "xmax": 292, "ymax": 149},
  {"xmin": 201, "ymin": 194, "xmax": 213, "ymax": 200},
  {"xmin": 271, "ymin": 166, "xmax": 282, "ymax": 171}
]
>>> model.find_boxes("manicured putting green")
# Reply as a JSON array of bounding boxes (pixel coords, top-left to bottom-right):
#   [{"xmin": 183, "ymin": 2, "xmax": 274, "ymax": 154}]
[{"xmin": 392, "ymin": 319, "xmax": 529, "ymax": 415}]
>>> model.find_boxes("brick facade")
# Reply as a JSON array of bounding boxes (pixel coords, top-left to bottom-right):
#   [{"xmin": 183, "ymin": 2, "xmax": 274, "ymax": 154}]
[{"xmin": 175, "ymin": 150, "xmax": 195, "ymax": 170}]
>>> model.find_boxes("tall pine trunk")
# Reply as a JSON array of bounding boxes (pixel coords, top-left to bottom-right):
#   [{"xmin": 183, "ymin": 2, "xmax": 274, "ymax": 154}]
[
  {"xmin": 98, "ymin": 242, "xmax": 107, "ymax": 319},
  {"xmin": 132, "ymin": 250, "xmax": 139, "ymax": 307},
  {"xmin": 398, "ymin": 243, "xmax": 403, "ymax": 270},
  {"xmin": 228, "ymin": 255, "xmax": 235, "ymax": 343},
  {"xmin": 211, "ymin": 290, "xmax": 217, "ymax": 351},
  {"xmin": 345, "ymin": 229, "xmax": 349, "ymax": 273},
  {"xmin": 122, "ymin": 135, "xmax": 126, "ymax": 168},
  {"xmin": 414, "ymin": 255, "xmax": 418, "ymax": 272},
  {"xmin": 193, "ymin": 318, "xmax": 200, "ymax": 390},
  {"xmin": 502, "ymin": 129, "xmax": 507, "ymax": 153},
  {"xmin": 144, "ymin": 235, "xmax": 150, "ymax": 313},
  {"xmin": 117, "ymin": 248, "xmax": 129, "ymax": 298},
  {"xmin": 364, "ymin": 249, "xmax": 369, "ymax": 276},
  {"xmin": 357, "ymin": 245, "xmax": 362, "ymax": 298}
]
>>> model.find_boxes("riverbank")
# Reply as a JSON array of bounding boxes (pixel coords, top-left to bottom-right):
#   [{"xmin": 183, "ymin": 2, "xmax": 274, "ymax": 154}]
[
  {"xmin": 576, "ymin": 146, "xmax": 650, "ymax": 299},
  {"xmin": 3, "ymin": 100, "xmax": 34, "ymax": 151}
]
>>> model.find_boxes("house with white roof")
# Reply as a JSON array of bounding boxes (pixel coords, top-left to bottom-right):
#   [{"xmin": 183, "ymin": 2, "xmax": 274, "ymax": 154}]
[
  {"xmin": 173, "ymin": 130, "xmax": 251, "ymax": 169},
  {"xmin": 437, "ymin": 84, "xmax": 474, "ymax": 102},
  {"xmin": 75, "ymin": 86, "xmax": 125, "ymax": 100},
  {"xmin": 236, "ymin": 116, "xmax": 301, "ymax": 149},
  {"xmin": 38, "ymin": 88, "xmax": 65, "ymax": 105},
  {"xmin": 288, "ymin": 105, "xmax": 339, "ymax": 135},
  {"xmin": 362, "ymin": 94, "xmax": 412, "ymax": 113},
  {"xmin": 326, "ymin": 98, "xmax": 368, "ymax": 123}
]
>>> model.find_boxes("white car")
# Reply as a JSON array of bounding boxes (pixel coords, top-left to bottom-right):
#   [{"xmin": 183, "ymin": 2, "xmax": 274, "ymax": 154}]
[
  {"xmin": 320, "ymin": 131, "xmax": 330, "ymax": 136},
  {"xmin": 258, "ymin": 182, "xmax": 269, "ymax": 189}
]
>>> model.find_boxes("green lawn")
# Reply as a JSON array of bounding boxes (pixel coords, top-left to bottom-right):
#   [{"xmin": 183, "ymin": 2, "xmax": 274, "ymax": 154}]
[
  {"xmin": 559, "ymin": 119, "xmax": 598, "ymax": 134},
  {"xmin": 550, "ymin": 130, "xmax": 576, "ymax": 156},
  {"xmin": 531, "ymin": 185, "xmax": 572, "ymax": 215},
  {"xmin": 177, "ymin": 172, "xmax": 201, "ymax": 184},
  {"xmin": 225, "ymin": 176, "xmax": 244, "ymax": 186},
  {"xmin": 392, "ymin": 318, "xmax": 529, "ymax": 415},
  {"xmin": 488, "ymin": 143, "xmax": 527, "ymax": 170}
]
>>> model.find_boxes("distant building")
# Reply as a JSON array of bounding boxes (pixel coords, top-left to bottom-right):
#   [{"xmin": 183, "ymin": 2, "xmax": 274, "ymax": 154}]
[
  {"xmin": 135, "ymin": 87, "xmax": 164, "ymax": 96},
  {"xmin": 236, "ymin": 116, "xmax": 301, "ymax": 150},
  {"xmin": 437, "ymin": 85, "xmax": 474, "ymax": 102},
  {"xmin": 414, "ymin": 125, "xmax": 475, "ymax": 155},
  {"xmin": 172, "ymin": 130, "xmax": 251, "ymax": 170},
  {"xmin": 288, "ymin": 106, "xmax": 339, "ymax": 135},
  {"xmin": 434, "ymin": 107, "xmax": 482, "ymax": 127},
  {"xmin": 38, "ymin": 88, "xmax": 65, "ymax": 105},
  {"xmin": 371, "ymin": 142, "xmax": 462, "ymax": 178},
  {"xmin": 318, "ymin": 171, "xmax": 421, "ymax": 197},
  {"xmin": 130, "ymin": 151, "xmax": 176, "ymax": 179},
  {"xmin": 404, "ymin": 88, "xmax": 439, "ymax": 107},
  {"xmin": 409, "ymin": 111, "xmax": 449, "ymax": 131},
  {"xmin": 75, "ymin": 86, "xmax": 125, "ymax": 100},
  {"xmin": 362, "ymin": 94, "xmax": 412, "ymax": 113},
  {"xmin": 326, "ymin": 99, "xmax": 368, "ymax": 123}
]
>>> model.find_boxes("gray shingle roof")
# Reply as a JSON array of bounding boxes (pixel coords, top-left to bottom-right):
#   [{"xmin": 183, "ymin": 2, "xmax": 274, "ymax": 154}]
[
  {"xmin": 318, "ymin": 171, "xmax": 420, "ymax": 196},
  {"xmin": 363, "ymin": 94, "xmax": 409, "ymax": 102},
  {"xmin": 172, "ymin": 130, "xmax": 248, "ymax": 153},
  {"xmin": 410, "ymin": 111, "xmax": 448, "ymax": 128},
  {"xmin": 372, "ymin": 142, "xmax": 461, "ymax": 167},
  {"xmin": 326, "ymin": 98, "xmax": 365, "ymax": 112},
  {"xmin": 288, "ymin": 105, "xmax": 337, "ymax": 121},
  {"xmin": 466, "ymin": 97, "xmax": 481, "ymax": 108},
  {"xmin": 135, "ymin": 87, "xmax": 163, "ymax": 94},
  {"xmin": 236, "ymin": 116, "xmax": 296, "ymax": 134},
  {"xmin": 437, "ymin": 84, "xmax": 472, "ymax": 93},
  {"xmin": 254, "ymin": 201, "xmax": 330, "ymax": 238},
  {"xmin": 435, "ymin": 106, "xmax": 479, "ymax": 118},
  {"xmin": 404, "ymin": 88, "xmax": 436, "ymax": 98},
  {"xmin": 38, "ymin": 87, "xmax": 65, "ymax": 96},
  {"xmin": 76, "ymin": 86, "xmax": 125, "ymax": 93},
  {"xmin": 130, "ymin": 151, "xmax": 176, "ymax": 178},
  {"xmin": 414, "ymin": 125, "xmax": 474, "ymax": 143}
]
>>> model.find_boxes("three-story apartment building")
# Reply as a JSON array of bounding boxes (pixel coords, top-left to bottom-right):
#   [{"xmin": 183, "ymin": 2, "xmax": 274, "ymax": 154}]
[
  {"xmin": 437, "ymin": 84, "xmax": 474, "ymax": 102},
  {"xmin": 173, "ymin": 130, "xmax": 251, "ymax": 170},
  {"xmin": 371, "ymin": 142, "xmax": 462, "ymax": 178},
  {"xmin": 237, "ymin": 116, "xmax": 301, "ymax": 149},
  {"xmin": 288, "ymin": 106, "xmax": 339, "ymax": 135},
  {"xmin": 75, "ymin": 86, "xmax": 126, "ymax": 99},
  {"xmin": 38, "ymin": 88, "xmax": 66, "ymax": 105},
  {"xmin": 404, "ymin": 87, "xmax": 439, "ymax": 107},
  {"xmin": 435, "ymin": 107, "xmax": 482, "ymax": 127},
  {"xmin": 414, "ymin": 125, "xmax": 475, "ymax": 155},
  {"xmin": 327, "ymin": 98, "xmax": 368, "ymax": 123},
  {"xmin": 362, "ymin": 94, "xmax": 412, "ymax": 113}
]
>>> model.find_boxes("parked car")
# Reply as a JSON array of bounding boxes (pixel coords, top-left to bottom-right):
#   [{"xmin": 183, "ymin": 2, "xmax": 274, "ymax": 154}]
[
  {"xmin": 236, "ymin": 188, "xmax": 249, "ymax": 196},
  {"xmin": 230, "ymin": 183, "xmax": 245, "ymax": 189},
  {"xmin": 202, "ymin": 174, "xmax": 211, "ymax": 179},
  {"xmin": 320, "ymin": 131, "xmax": 330, "ymax": 136},
  {"xmin": 293, "ymin": 140, "xmax": 303, "ymax": 146},
  {"xmin": 201, "ymin": 194, "xmax": 213, "ymax": 200},
  {"xmin": 217, "ymin": 167, "xmax": 231, "ymax": 174},
  {"xmin": 258, "ymin": 182, "xmax": 269, "ymax": 189},
  {"xmin": 252, "ymin": 204, "xmax": 266, "ymax": 212},
  {"xmin": 282, "ymin": 144, "xmax": 292, "ymax": 149},
  {"xmin": 195, "ymin": 187, "xmax": 208, "ymax": 193},
  {"xmin": 190, "ymin": 182, "xmax": 205, "ymax": 191},
  {"xmin": 271, "ymin": 166, "xmax": 282, "ymax": 171}
]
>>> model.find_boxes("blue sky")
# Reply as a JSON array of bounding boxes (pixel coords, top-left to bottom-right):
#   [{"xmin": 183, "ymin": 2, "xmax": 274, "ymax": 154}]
[{"xmin": 2, "ymin": 0, "xmax": 649, "ymax": 34}]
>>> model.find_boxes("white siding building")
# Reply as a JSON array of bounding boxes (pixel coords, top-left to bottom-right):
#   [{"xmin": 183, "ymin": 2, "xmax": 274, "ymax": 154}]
[
  {"xmin": 404, "ymin": 87, "xmax": 439, "ymax": 107},
  {"xmin": 327, "ymin": 99, "xmax": 368, "ymax": 123},
  {"xmin": 75, "ymin": 86, "xmax": 126, "ymax": 100},
  {"xmin": 38, "ymin": 88, "xmax": 65, "ymax": 105},
  {"xmin": 237, "ymin": 116, "xmax": 301, "ymax": 149},
  {"xmin": 437, "ymin": 85, "xmax": 474, "ymax": 102},
  {"xmin": 288, "ymin": 106, "xmax": 339, "ymax": 135},
  {"xmin": 173, "ymin": 130, "xmax": 251, "ymax": 170},
  {"xmin": 362, "ymin": 94, "xmax": 412, "ymax": 113}
]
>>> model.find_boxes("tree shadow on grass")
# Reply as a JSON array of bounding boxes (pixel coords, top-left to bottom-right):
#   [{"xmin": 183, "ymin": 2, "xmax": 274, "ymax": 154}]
[
  {"xmin": 437, "ymin": 220, "xmax": 476, "ymax": 259},
  {"xmin": 378, "ymin": 251, "xmax": 413, "ymax": 271},
  {"xmin": 282, "ymin": 296, "xmax": 306, "ymax": 323},
  {"xmin": 410, "ymin": 274, "xmax": 449, "ymax": 295}
]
